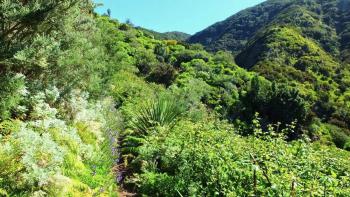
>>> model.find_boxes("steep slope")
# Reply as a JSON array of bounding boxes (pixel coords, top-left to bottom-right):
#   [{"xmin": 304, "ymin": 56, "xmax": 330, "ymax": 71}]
[
  {"xmin": 236, "ymin": 26, "xmax": 339, "ymax": 82},
  {"xmin": 188, "ymin": 0, "xmax": 293, "ymax": 53},
  {"xmin": 235, "ymin": 26, "xmax": 342, "ymax": 113},
  {"xmin": 188, "ymin": 0, "xmax": 350, "ymax": 63},
  {"xmin": 188, "ymin": 0, "xmax": 350, "ymax": 136}
]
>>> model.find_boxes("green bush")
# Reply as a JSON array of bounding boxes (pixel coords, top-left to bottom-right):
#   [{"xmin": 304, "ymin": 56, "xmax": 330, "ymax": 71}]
[
  {"xmin": 0, "ymin": 73, "xmax": 26, "ymax": 121},
  {"xmin": 129, "ymin": 120, "xmax": 350, "ymax": 196},
  {"xmin": 344, "ymin": 140, "xmax": 350, "ymax": 151},
  {"xmin": 0, "ymin": 89, "xmax": 119, "ymax": 196},
  {"xmin": 331, "ymin": 128, "xmax": 350, "ymax": 149},
  {"xmin": 132, "ymin": 95, "xmax": 186, "ymax": 135},
  {"xmin": 241, "ymin": 76, "xmax": 308, "ymax": 136}
]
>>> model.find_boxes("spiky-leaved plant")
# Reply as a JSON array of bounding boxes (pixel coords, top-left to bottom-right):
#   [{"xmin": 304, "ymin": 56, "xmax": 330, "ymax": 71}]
[{"xmin": 132, "ymin": 96, "xmax": 185, "ymax": 135}]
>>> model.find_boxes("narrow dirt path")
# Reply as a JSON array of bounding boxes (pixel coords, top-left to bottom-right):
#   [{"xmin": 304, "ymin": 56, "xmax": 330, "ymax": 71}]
[
  {"xmin": 118, "ymin": 190, "xmax": 136, "ymax": 197},
  {"xmin": 114, "ymin": 135, "xmax": 137, "ymax": 197}
]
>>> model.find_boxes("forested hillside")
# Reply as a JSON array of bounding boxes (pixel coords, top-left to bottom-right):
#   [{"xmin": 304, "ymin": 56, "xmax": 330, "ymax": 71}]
[
  {"xmin": 0, "ymin": 0, "xmax": 350, "ymax": 196},
  {"xmin": 188, "ymin": 0, "xmax": 350, "ymax": 60},
  {"xmin": 136, "ymin": 27, "xmax": 190, "ymax": 41},
  {"xmin": 189, "ymin": 0, "xmax": 350, "ymax": 150}
]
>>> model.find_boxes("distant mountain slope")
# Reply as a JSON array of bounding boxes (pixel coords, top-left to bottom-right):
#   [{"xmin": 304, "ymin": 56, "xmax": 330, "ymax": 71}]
[
  {"xmin": 188, "ymin": 0, "xmax": 292, "ymax": 53},
  {"xmin": 188, "ymin": 0, "xmax": 350, "ymax": 63},
  {"xmin": 236, "ymin": 26, "xmax": 339, "ymax": 79},
  {"xmin": 136, "ymin": 27, "xmax": 190, "ymax": 41},
  {"xmin": 235, "ymin": 26, "xmax": 341, "ymax": 103},
  {"xmin": 188, "ymin": 0, "xmax": 350, "ymax": 137}
]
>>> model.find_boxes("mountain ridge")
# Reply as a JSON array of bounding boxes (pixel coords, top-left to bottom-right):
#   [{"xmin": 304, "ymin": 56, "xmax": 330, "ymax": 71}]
[
  {"xmin": 188, "ymin": 0, "xmax": 350, "ymax": 63},
  {"xmin": 136, "ymin": 27, "xmax": 191, "ymax": 41},
  {"xmin": 189, "ymin": 0, "xmax": 350, "ymax": 144}
]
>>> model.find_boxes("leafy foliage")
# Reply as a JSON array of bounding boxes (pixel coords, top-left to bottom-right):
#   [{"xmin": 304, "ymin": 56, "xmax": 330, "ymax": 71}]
[
  {"xmin": 137, "ymin": 27, "xmax": 190, "ymax": 41},
  {"xmin": 189, "ymin": 0, "xmax": 350, "ymax": 61},
  {"xmin": 1, "ymin": 0, "xmax": 350, "ymax": 196},
  {"xmin": 128, "ymin": 120, "xmax": 350, "ymax": 196},
  {"xmin": 0, "ymin": 73, "xmax": 26, "ymax": 120},
  {"xmin": 189, "ymin": 0, "xmax": 350, "ymax": 144},
  {"xmin": 132, "ymin": 96, "xmax": 185, "ymax": 135}
]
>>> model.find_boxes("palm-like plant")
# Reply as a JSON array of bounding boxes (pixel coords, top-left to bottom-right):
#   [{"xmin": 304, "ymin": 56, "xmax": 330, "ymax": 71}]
[{"xmin": 132, "ymin": 96, "xmax": 185, "ymax": 135}]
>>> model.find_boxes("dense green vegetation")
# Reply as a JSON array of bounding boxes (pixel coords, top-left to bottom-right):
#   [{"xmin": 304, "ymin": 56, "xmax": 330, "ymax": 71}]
[
  {"xmin": 190, "ymin": 0, "xmax": 350, "ymax": 149},
  {"xmin": 189, "ymin": 0, "xmax": 350, "ymax": 61},
  {"xmin": 0, "ymin": 0, "xmax": 350, "ymax": 196},
  {"xmin": 136, "ymin": 27, "xmax": 190, "ymax": 41}
]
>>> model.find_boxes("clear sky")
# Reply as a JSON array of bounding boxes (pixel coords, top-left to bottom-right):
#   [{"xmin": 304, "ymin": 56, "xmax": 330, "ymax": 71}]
[{"xmin": 94, "ymin": 0, "xmax": 266, "ymax": 35}]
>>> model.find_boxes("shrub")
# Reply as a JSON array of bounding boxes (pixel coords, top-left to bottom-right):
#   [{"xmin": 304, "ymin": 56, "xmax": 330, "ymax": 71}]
[
  {"xmin": 330, "ymin": 128, "xmax": 350, "ymax": 149},
  {"xmin": 242, "ymin": 76, "xmax": 308, "ymax": 136},
  {"xmin": 130, "ymin": 120, "xmax": 350, "ymax": 196},
  {"xmin": 344, "ymin": 139, "xmax": 350, "ymax": 151},
  {"xmin": 146, "ymin": 64, "xmax": 177, "ymax": 86},
  {"xmin": 0, "ymin": 125, "xmax": 64, "ymax": 194},
  {"xmin": 15, "ymin": 127, "xmax": 65, "ymax": 187},
  {"xmin": 0, "ymin": 88, "xmax": 119, "ymax": 196},
  {"xmin": 0, "ymin": 73, "xmax": 27, "ymax": 120},
  {"xmin": 132, "ymin": 95, "xmax": 185, "ymax": 135}
]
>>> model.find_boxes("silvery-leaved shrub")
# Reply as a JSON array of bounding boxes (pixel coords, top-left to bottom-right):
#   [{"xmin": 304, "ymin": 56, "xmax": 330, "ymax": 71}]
[
  {"xmin": 27, "ymin": 117, "xmax": 94, "ymax": 159},
  {"xmin": 65, "ymin": 90, "xmax": 107, "ymax": 142},
  {"xmin": 44, "ymin": 86, "xmax": 60, "ymax": 104},
  {"xmin": 0, "ymin": 85, "xmax": 118, "ymax": 195},
  {"xmin": 16, "ymin": 127, "xmax": 64, "ymax": 186},
  {"xmin": 29, "ymin": 92, "xmax": 58, "ymax": 119},
  {"xmin": 25, "ymin": 90, "xmax": 95, "ymax": 160}
]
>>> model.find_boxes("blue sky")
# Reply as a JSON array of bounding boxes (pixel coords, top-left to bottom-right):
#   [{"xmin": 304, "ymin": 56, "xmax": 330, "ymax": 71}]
[{"xmin": 94, "ymin": 0, "xmax": 265, "ymax": 35}]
